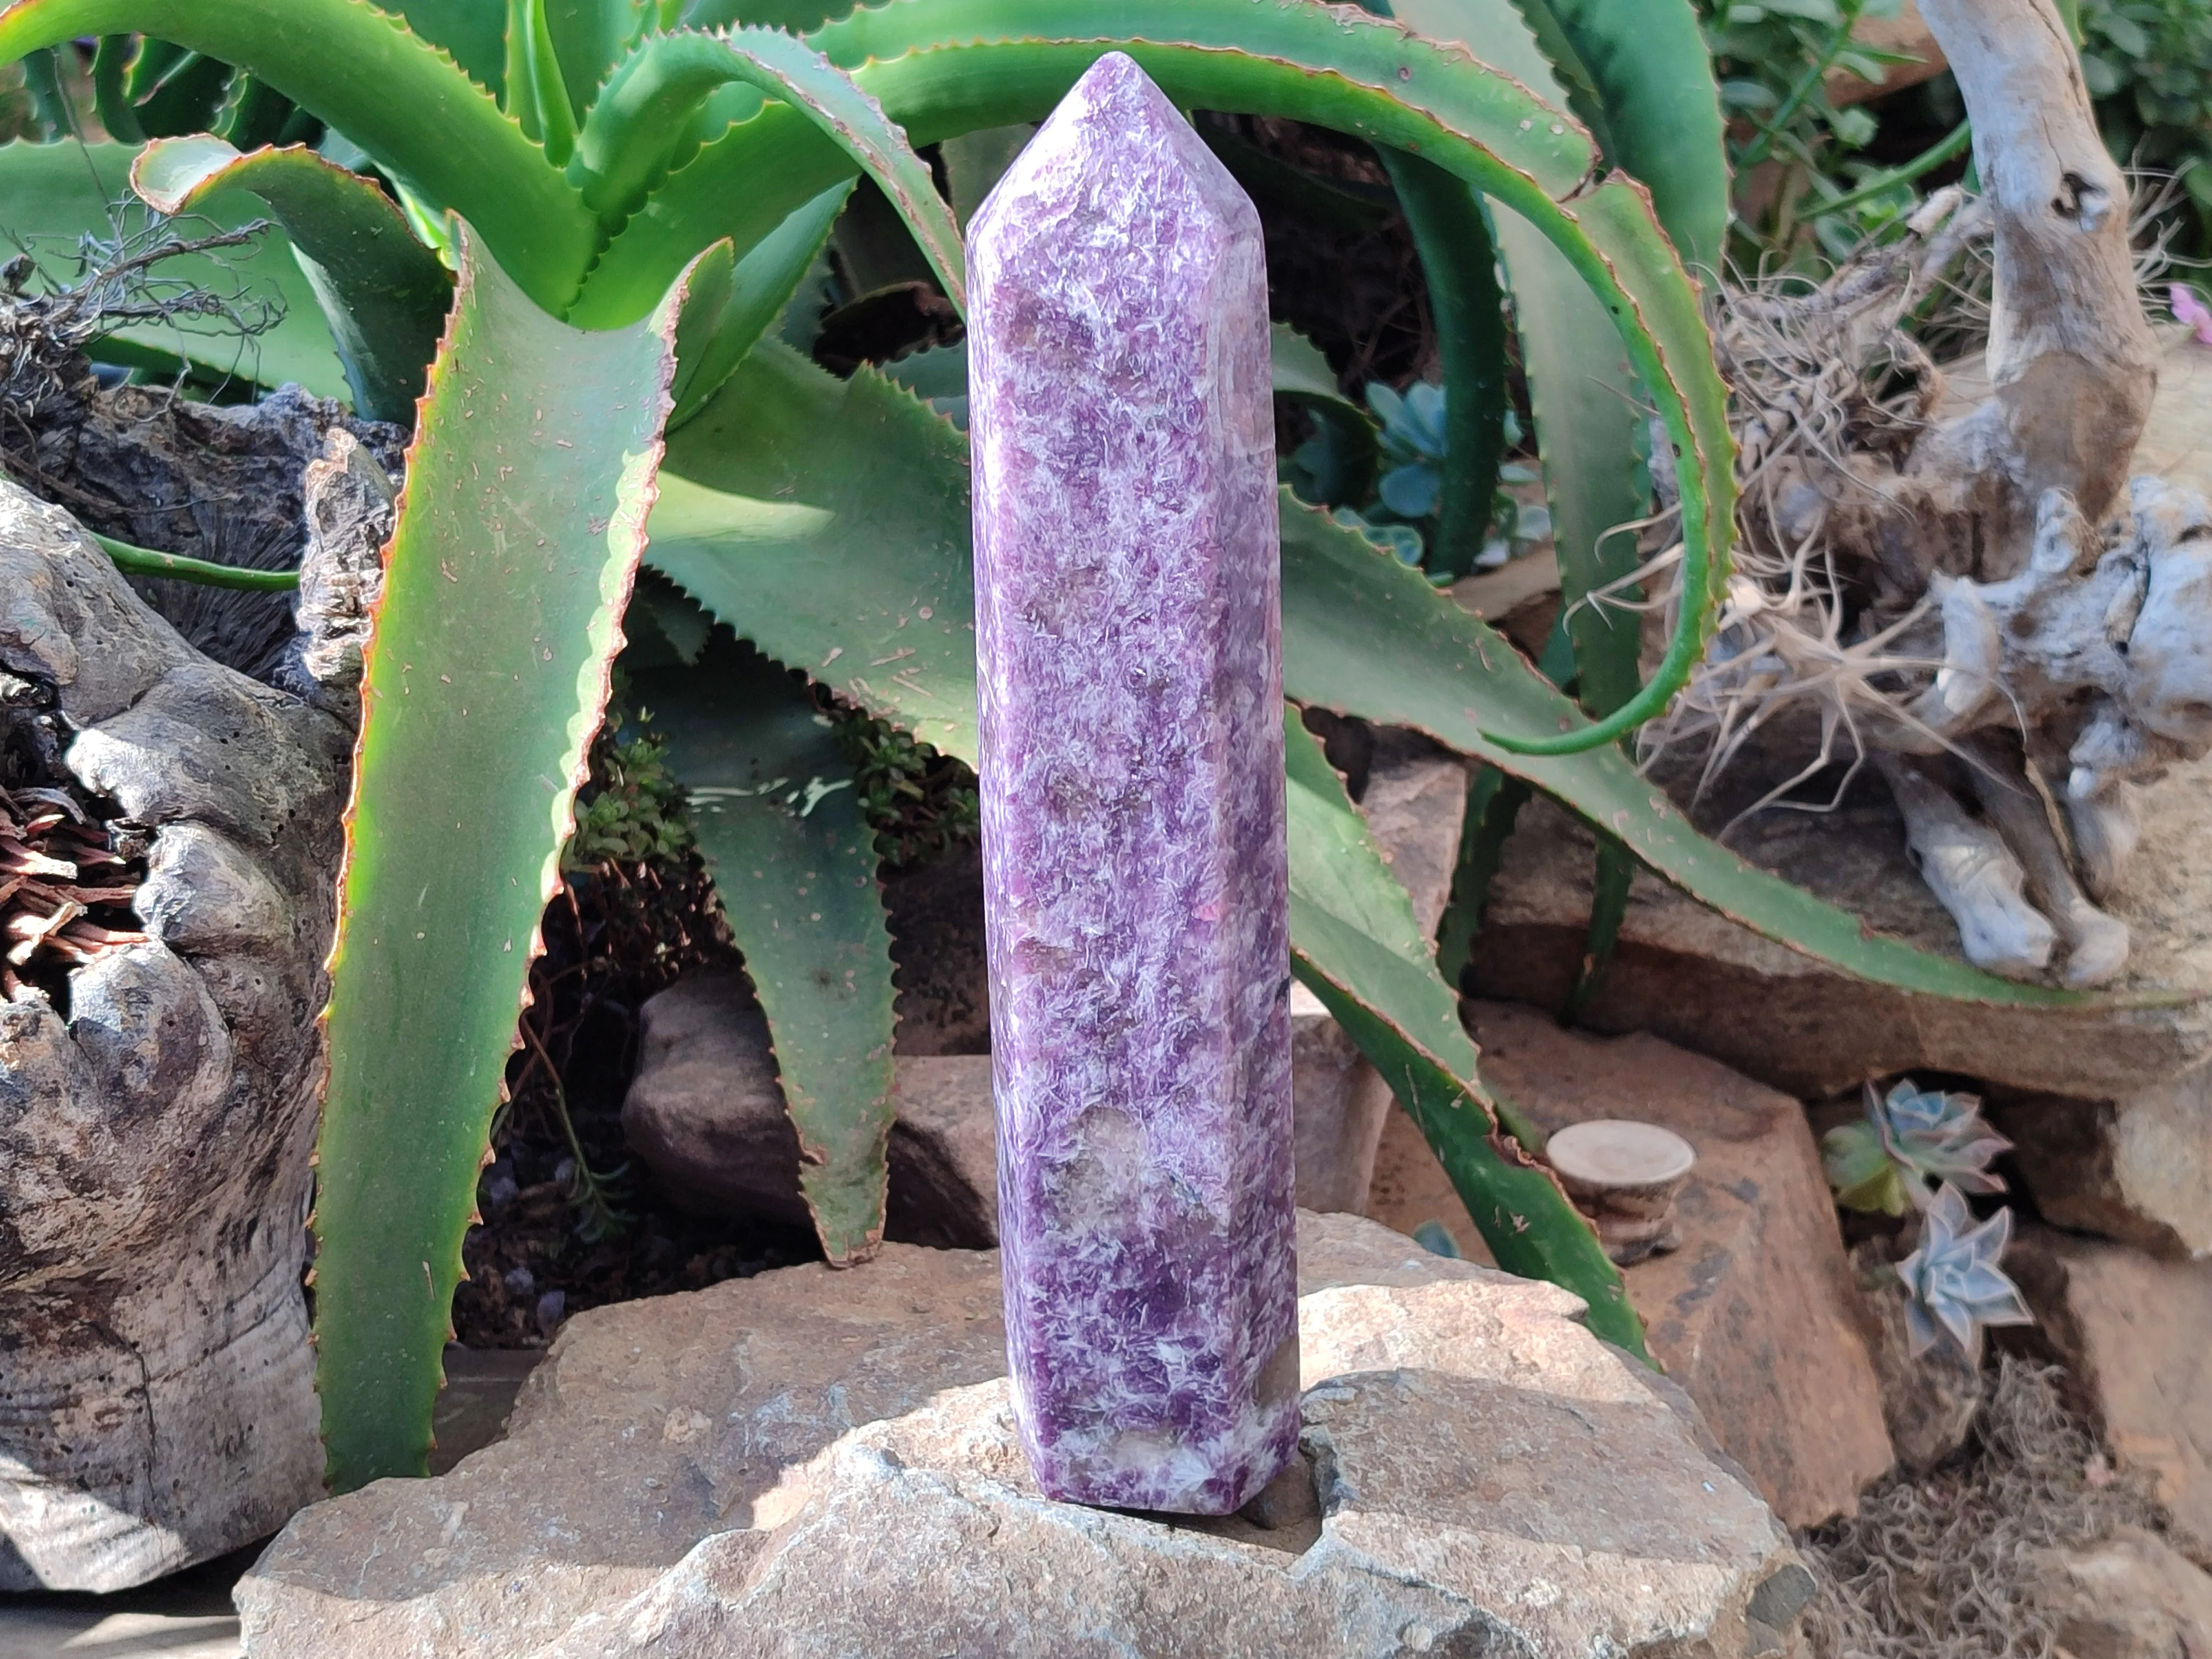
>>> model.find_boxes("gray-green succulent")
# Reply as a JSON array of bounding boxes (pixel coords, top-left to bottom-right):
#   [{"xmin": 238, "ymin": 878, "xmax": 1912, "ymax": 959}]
[{"xmin": 1824, "ymin": 1077, "xmax": 2013, "ymax": 1216}]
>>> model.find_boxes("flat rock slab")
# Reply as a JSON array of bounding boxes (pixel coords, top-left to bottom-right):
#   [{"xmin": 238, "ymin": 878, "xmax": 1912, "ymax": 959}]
[
  {"xmin": 1367, "ymin": 1004, "xmax": 1892, "ymax": 1528},
  {"xmin": 1474, "ymin": 330, "xmax": 2212, "ymax": 1107},
  {"xmin": 237, "ymin": 1214, "xmax": 1805, "ymax": 1658},
  {"xmin": 1472, "ymin": 774, "xmax": 2212, "ymax": 1102}
]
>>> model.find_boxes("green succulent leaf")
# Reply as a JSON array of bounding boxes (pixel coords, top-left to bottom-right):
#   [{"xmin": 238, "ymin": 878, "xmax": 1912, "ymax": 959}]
[
  {"xmin": 572, "ymin": 0, "xmax": 1736, "ymax": 727},
  {"xmin": 0, "ymin": 139, "xmax": 352, "ymax": 398},
  {"xmin": 1510, "ymin": 0, "xmax": 1729, "ymax": 273},
  {"xmin": 1433, "ymin": 763, "xmax": 1530, "ymax": 989},
  {"xmin": 572, "ymin": 25, "xmax": 966, "ymax": 312},
  {"xmin": 129, "ymin": 135, "xmax": 454, "ymax": 421},
  {"xmin": 630, "ymin": 630, "xmax": 898, "ymax": 1262},
  {"xmin": 668, "ymin": 179, "xmax": 851, "ymax": 430},
  {"xmin": 1373, "ymin": 148, "xmax": 1507, "ymax": 582},
  {"xmin": 651, "ymin": 342, "xmax": 980, "ymax": 754},
  {"xmin": 651, "ymin": 347, "xmax": 2089, "ymax": 1011},
  {"xmin": 1822, "ymin": 1120, "xmax": 1913, "ymax": 1215},
  {"xmin": 1896, "ymin": 1185, "xmax": 2034, "ymax": 1363},
  {"xmin": 312, "ymin": 225, "xmax": 684, "ymax": 1491},
  {"xmin": 0, "ymin": 0, "xmax": 600, "ymax": 315},
  {"xmin": 392, "ymin": 0, "xmax": 511, "ymax": 94},
  {"xmin": 1282, "ymin": 709, "xmax": 1641, "ymax": 1356}
]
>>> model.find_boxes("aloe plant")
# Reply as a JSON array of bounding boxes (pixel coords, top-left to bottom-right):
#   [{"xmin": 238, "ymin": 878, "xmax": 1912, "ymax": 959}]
[{"xmin": 0, "ymin": 0, "xmax": 2096, "ymax": 1488}]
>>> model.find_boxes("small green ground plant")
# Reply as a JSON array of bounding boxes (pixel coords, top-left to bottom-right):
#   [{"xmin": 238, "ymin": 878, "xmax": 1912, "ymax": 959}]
[{"xmin": 0, "ymin": 0, "xmax": 2093, "ymax": 1490}]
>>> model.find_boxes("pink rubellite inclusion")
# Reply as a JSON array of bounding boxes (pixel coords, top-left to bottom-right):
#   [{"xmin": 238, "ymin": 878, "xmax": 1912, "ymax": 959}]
[{"xmin": 966, "ymin": 52, "xmax": 1298, "ymax": 1515}]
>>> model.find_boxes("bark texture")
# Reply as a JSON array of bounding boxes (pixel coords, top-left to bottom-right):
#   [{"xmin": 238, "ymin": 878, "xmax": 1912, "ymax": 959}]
[
  {"xmin": 0, "ymin": 437, "xmax": 385, "ymax": 1589},
  {"xmin": 1665, "ymin": 0, "xmax": 2193, "ymax": 988}
]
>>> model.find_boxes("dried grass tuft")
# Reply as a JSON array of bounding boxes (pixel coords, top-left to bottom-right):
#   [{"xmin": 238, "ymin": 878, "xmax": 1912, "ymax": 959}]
[
  {"xmin": 1801, "ymin": 1357, "xmax": 2166, "ymax": 1658},
  {"xmin": 1627, "ymin": 177, "xmax": 2193, "ymax": 822}
]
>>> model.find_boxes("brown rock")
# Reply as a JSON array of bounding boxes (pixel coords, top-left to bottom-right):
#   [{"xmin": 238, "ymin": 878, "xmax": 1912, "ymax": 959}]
[
  {"xmin": 2031, "ymin": 1526, "xmax": 2212, "ymax": 1659},
  {"xmin": 618, "ymin": 973, "xmax": 998, "ymax": 1246},
  {"xmin": 2011, "ymin": 1229, "xmax": 2212, "ymax": 1561},
  {"xmin": 1356, "ymin": 736, "xmax": 1465, "ymax": 938},
  {"xmin": 238, "ymin": 1213, "xmax": 1806, "ymax": 1659},
  {"xmin": 628, "ymin": 973, "xmax": 1406, "ymax": 1236},
  {"xmin": 1289, "ymin": 980, "xmax": 1395, "ymax": 1213},
  {"xmin": 881, "ymin": 1053, "xmax": 998, "ymax": 1247},
  {"xmin": 1368, "ymin": 1002, "xmax": 1895, "ymax": 1526},
  {"xmin": 1470, "ymin": 787, "xmax": 2212, "ymax": 1102},
  {"xmin": 1282, "ymin": 734, "xmax": 1466, "ymax": 1216},
  {"xmin": 1991, "ymin": 1071, "xmax": 2212, "ymax": 1259}
]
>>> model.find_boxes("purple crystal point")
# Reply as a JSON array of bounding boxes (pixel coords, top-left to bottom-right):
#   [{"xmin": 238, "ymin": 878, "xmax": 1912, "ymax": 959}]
[{"xmin": 967, "ymin": 51, "xmax": 1297, "ymax": 1516}]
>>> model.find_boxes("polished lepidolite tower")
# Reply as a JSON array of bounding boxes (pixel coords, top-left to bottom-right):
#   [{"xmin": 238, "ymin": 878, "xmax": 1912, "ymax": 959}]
[{"xmin": 966, "ymin": 53, "xmax": 1297, "ymax": 1516}]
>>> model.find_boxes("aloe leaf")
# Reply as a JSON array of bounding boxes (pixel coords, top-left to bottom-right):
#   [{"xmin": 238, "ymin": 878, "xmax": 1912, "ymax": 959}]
[
  {"xmin": 0, "ymin": 139, "xmax": 351, "ymax": 398},
  {"xmin": 576, "ymin": 0, "xmax": 1734, "ymax": 752},
  {"xmin": 542, "ymin": 0, "xmax": 653, "ymax": 124},
  {"xmin": 1375, "ymin": 149, "xmax": 1507, "ymax": 581},
  {"xmin": 89, "ymin": 34, "xmax": 140, "ymax": 139},
  {"xmin": 521, "ymin": 0, "xmax": 580, "ymax": 165},
  {"xmin": 129, "ymin": 135, "xmax": 455, "ymax": 422},
  {"xmin": 939, "ymin": 121, "xmax": 1029, "ymax": 226},
  {"xmin": 1270, "ymin": 497, "xmax": 2086, "ymax": 1006},
  {"xmin": 1433, "ymin": 764, "xmax": 1529, "ymax": 989},
  {"xmin": 313, "ymin": 226, "xmax": 684, "ymax": 1490},
  {"xmin": 668, "ymin": 180, "xmax": 850, "ymax": 429},
  {"xmin": 128, "ymin": 47, "xmax": 232, "ymax": 138},
  {"xmin": 651, "ymin": 350, "xmax": 2090, "ymax": 1010},
  {"xmin": 1272, "ymin": 322, "xmax": 1379, "ymax": 508},
  {"xmin": 682, "ymin": 0, "xmax": 852, "ymax": 26},
  {"xmin": 584, "ymin": 0, "xmax": 1592, "ymax": 314},
  {"xmin": 1282, "ymin": 709, "xmax": 1641, "ymax": 1355},
  {"xmin": 0, "ymin": 0, "xmax": 599, "ymax": 315},
  {"xmin": 1563, "ymin": 837, "xmax": 1632, "ymax": 1017},
  {"xmin": 653, "ymin": 343, "xmax": 980, "ymax": 753},
  {"xmin": 1354, "ymin": 1, "xmax": 1507, "ymax": 583},
  {"xmin": 573, "ymin": 26, "xmax": 964, "ymax": 311},
  {"xmin": 392, "ymin": 0, "xmax": 510, "ymax": 94},
  {"xmin": 630, "ymin": 632, "xmax": 898, "ymax": 1261},
  {"xmin": 1511, "ymin": 0, "xmax": 1727, "ymax": 274}
]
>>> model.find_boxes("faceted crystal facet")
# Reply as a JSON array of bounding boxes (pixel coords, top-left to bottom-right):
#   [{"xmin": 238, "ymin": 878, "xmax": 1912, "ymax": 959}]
[{"xmin": 967, "ymin": 52, "xmax": 1298, "ymax": 1516}]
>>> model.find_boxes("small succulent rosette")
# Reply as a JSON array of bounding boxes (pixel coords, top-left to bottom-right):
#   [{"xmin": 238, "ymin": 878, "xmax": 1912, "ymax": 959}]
[
  {"xmin": 1894, "ymin": 1183, "xmax": 2035, "ymax": 1363},
  {"xmin": 1823, "ymin": 1076, "xmax": 2012, "ymax": 1214}
]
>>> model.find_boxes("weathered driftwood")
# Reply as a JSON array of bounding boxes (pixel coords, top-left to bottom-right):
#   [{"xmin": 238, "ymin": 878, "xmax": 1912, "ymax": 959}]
[
  {"xmin": 1654, "ymin": 0, "xmax": 2198, "ymax": 987},
  {"xmin": 0, "ymin": 432, "xmax": 387, "ymax": 1590}
]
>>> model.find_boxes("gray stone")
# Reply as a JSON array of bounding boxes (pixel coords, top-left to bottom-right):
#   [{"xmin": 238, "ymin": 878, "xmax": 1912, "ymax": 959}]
[
  {"xmin": 1470, "ymin": 781, "xmax": 2212, "ymax": 1102},
  {"xmin": 236, "ymin": 1213, "xmax": 1804, "ymax": 1659},
  {"xmin": 2030, "ymin": 1525, "xmax": 2212, "ymax": 1659}
]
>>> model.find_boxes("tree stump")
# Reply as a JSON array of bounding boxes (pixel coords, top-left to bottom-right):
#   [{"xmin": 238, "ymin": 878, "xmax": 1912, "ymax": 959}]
[{"xmin": 0, "ymin": 440, "xmax": 382, "ymax": 1589}]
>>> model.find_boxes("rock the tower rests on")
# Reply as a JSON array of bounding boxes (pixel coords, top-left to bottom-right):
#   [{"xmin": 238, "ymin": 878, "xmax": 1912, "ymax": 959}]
[{"xmin": 966, "ymin": 53, "xmax": 1298, "ymax": 1515}]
